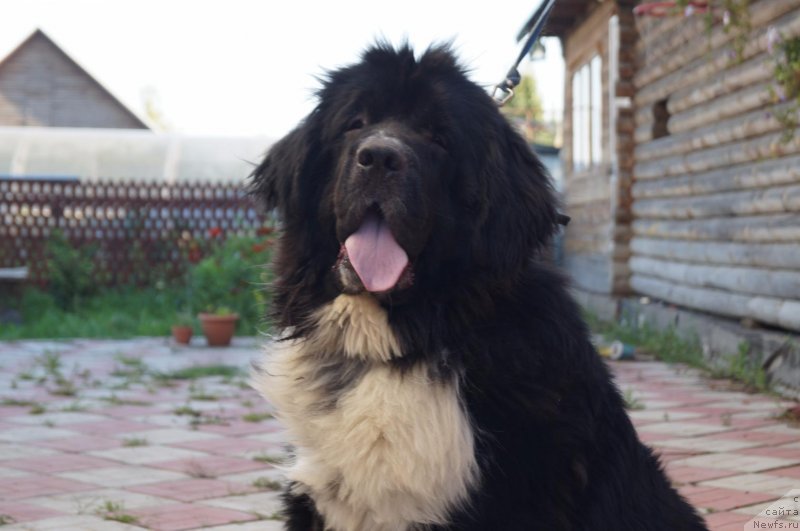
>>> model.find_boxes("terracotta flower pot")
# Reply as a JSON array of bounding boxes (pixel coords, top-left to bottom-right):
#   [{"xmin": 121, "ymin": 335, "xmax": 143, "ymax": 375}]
[
  {"xmin": 198, "ymin": 313, "xmax": 239, "ymax": 347},
  {"xmin": 171, "ymin": 325, "xmax": 193, "ymax": 345}
]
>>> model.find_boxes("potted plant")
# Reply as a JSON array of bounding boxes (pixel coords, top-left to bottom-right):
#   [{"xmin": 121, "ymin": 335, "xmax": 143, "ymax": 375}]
[
  {"xmin": 171, "ymin": 311, "xmax": 194, "ymax": 345},
  {"xmin": 198, "ymin": 306, "xmax": 239, "ymax": 347}
]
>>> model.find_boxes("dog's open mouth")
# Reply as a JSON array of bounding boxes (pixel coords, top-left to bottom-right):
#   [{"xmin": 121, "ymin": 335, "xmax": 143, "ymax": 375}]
[{"xmin": 338, "ymin": 209, "xmax": 414, "ymax": 293}]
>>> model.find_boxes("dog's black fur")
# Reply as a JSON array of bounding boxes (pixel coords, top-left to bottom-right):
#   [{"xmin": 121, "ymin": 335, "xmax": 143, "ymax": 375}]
[{"xmin": 251, "ymin": 44, "xmax": 707, "ymax": 531}]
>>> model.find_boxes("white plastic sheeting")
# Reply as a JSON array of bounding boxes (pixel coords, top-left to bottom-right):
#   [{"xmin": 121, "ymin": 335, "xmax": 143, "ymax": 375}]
[{"xmin": 0, "ymin": 126, "xmax": 273, "ymax": 183}]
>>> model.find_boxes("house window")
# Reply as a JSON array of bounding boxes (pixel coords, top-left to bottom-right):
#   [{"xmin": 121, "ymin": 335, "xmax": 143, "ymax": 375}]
[{"xmin": 572, "ymin": 55, "xmax": 603, "ymax": 170}]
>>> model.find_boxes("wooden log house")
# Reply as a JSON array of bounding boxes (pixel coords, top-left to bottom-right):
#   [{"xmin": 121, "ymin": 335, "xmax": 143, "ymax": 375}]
[{"xmin": 545, "ymin": 0, "xmax": 800, "ymax": 332}]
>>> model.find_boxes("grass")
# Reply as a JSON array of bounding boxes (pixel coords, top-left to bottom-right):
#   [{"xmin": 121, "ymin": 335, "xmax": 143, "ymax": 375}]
[
  {"xmin": 242, "ymin": 411, "xmax": 274, "ymax": 423},
  {"xmin": 122, "ymin": 437, "xmax": 148, "ymax": 447},
  {"xmin": 160, "ymin": 365, "xmax": 242, "ymax": 380},
  {"xmin": 95, "ymin": 500, "xmax": 139, "ymax": 524},
  {"xmin": 1, "ymin": 398, "xmax": 36, "ymax": 407},
  {"xmin": 587, "ymin": 312, "xmax": 772, "ymax": 393},
  {"xmin": 252, "ymin": 477, "xmax": 283, "ymax": 491},
  {"xmin": 0, "ymin": 514, "xmax": 15, "ymax": 525},
  {"xmin": 0, "ymin": 287, "xmax": 186, "ymax": 339},
  {"xmin": 252, "ymin": 453, "xmax": 285, "ymax": 465},
  {"xmin": 622, "ymin": 389, "xmax": 645, "ymax": 411}
]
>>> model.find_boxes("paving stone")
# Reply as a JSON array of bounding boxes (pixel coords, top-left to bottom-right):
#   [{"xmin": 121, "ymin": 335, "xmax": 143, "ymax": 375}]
[
  {"xmin": 4, "ymin": 412, "xmax": 108, "ymax": 425},
  {"xmin": 0, "ymin": 426, "xmax": 79, "ymax": 442},
  {"xmin": 201, "ymin": 491, "xmax": 283, "ymax": 515},
  {"xmin": 172, "ymin": 437, "xmax": 270, "ymax": 456},
  {"xmin": 652, "ymin": 436, "xmax": 764, "ymax": 452},
  {"xmin": 680, "ymin": 485, "xmax": 777, "ymax": 511},
  {"xmin": 24, "ymin": 487, "xmax": 174, "ymax": 513},
  {"xmin": 131, "ymin": 502, "xmax": 257, "ymax": 531},
  {"xmin": 111, "ymin": 428, "xmax": 222, "ymax": 445},
  {"xmin": 6, "ymin": 454, "xmax": 118, "ymax": 474},
  {"xmin": 89, "ymin": 445, "xmax": 210, "ymax": 465},
  {"xmin": 151, "ymin": 455, "xmax": 267, "ymax": 477},
  {"xmin": 0, "ymin": 502, "xmax": 65, "ymax": 523},
  {"xmin": 636, "ymin": 421, "xmax": 735, "ymax": 437},
  {"xmin": 59, "ymin": 466, "xmax": 189, "ymax": 488},
  {"xmin": 30, "ymin": 435, "xmax": 121, "ymax": 453},
  {"xmin": 0, "ymin": 476, "xmax": 96, "ymax": 500},
  {"xmin": 131, "ymin": 478, "xmax": 255, "ymax": 502},
  {"xmin": 0, "ymin": 443, "xmax": 58, "ymax": 460},
  {"xmin": 699, "ymin": 473, "xmax": 800, "ymax": 495},
  {"xmin": 671, "ymin": 453, "xmax": 800, "ymax": 473},
  {"xmin": 217, "ymin": 468, "xmax": 286, "ymax": 487},
  {"xmin": 202, "ymin": 521, "xmax": 285, "ymax": 531},
  {"xmin": 1, "ymin": 514, "xmax": 144, "ymax": 530}
]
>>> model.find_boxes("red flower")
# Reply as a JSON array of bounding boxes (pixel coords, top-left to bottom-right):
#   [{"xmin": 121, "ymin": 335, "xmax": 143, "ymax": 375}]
[
  {"xmin": 208, "ymin": 227, "xmax": 222, "ymax": 238},
  {"xmin": 256, "ymin": 226, "xmax": 274, "ymax": 236}
]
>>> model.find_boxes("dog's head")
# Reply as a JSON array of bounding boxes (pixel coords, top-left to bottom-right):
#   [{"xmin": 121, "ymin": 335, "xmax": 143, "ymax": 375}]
[{"xmin": 251, "ymin": 44, "xmax": 559, "ymax": 312}]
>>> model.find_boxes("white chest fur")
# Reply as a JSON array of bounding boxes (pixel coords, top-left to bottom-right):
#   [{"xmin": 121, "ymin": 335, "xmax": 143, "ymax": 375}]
[{"xmin": 252, "ymin": 294, "xmax": 478, "ymax": 531}]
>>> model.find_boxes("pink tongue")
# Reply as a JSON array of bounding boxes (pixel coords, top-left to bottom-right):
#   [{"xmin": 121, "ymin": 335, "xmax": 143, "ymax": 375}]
[{"xmin": 344, "ymin": 212, "xmax": 409, "ymax": 293}]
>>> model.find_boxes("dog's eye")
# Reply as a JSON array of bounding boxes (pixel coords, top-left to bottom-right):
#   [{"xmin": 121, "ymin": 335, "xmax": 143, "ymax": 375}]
[
  {"xmin": 346, "ymin": 118, "xmax": 365, "ymax": 132},
  {"xmin": 431, "ymin": 132, "xmax": 448, "ymax": 150}
]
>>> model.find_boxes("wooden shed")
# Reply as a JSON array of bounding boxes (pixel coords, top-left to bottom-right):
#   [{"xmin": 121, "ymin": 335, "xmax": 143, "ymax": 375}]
[
  {"xmin": 543, "ymin": 0, "xmax": 638, "ymax": 296},
  {"xmin": 0, "ymin": 29, "xmax": 148, "ymax": 129},
  {"xmin": 546, "ymin": 0, "xmax": 800, "ymax": 332}
]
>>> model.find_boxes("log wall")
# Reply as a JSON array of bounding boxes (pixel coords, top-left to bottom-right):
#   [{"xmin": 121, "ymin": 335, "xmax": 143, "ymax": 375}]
[{"xmin": 631, "ymin": 0, "xmax": 800, "ymax": 331}]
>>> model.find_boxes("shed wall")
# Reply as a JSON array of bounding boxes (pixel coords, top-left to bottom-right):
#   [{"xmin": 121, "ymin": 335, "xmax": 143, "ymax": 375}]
[{"xmin": 631, "ymin": 0, "xmax": 800, "ymax": 331}]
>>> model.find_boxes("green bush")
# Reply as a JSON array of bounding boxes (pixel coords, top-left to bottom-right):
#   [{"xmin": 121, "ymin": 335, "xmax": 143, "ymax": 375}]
[
  {"xmin": 43, "ymin": 231, "xmax": 97, "ymax": 310},
  {"xmin": 190, "ymin": 235, "xmax": 273, "ymax": 333}
]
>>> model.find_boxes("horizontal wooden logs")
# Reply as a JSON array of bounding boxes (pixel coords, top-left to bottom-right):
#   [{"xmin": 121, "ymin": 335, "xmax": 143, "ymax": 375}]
[
  {"xmin": 633, "ymin": 183, "xmax": 800, "ymax": 219},
  {"xmin": 635, "ymin": 0, "xmax": 798, "ymax": 88},
  {"xmin": 630, "ymin": 256, "xmax": 800, "ymax": 299},
  {"xmin": 635, "ymin": 132, "xmax": 800, "ymax": 180},
  {"xmin": 633, "ymin": 213, "xmax": 800, "ymax": 243},
  {"xmin": 635, "ymin": 101, "xmax": 790, "ymax": 163},
  {"xmin": 634, "ymin": 52, "xmax": 773, "ymax": 128},
  {"xmin": 631, "ymin": 274, "xmax": 800, "ymax": 331},
  {"xmin": 669, "ymin": 82, "xmax": 774, "ymax": 135},
  {"xmin": 636, "ymin": 8, "xmax": 800, "ymax": 109},
  {"xmin": 630, "ymin": 237, "xmax": 800, "ymax": 269},
  {"xmin": 632, "ymin": 154, "xmax": 800, "ymax": 200}
]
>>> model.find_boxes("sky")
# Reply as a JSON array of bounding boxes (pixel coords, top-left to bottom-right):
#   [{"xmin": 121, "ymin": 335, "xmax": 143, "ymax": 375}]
[{"xmin": 0, "ymin": 0, "xmax": 564, "ymax": 140}]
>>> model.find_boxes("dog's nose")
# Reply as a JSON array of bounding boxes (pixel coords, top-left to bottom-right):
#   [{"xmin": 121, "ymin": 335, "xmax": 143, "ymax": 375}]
[{"xmin": 356, "ymin": 141, "xmax": 405, "ymax": 173}]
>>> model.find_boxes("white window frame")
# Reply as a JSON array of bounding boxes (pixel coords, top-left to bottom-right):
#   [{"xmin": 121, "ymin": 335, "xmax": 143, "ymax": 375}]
[{"xmin": 571, "ymin": 54, "xmax": 603, "ymax": 170}]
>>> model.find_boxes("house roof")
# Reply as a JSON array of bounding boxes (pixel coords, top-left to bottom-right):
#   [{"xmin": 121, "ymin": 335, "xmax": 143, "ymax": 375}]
[
  {"xmin": 0, "ymin": 29, "xmax": 150, "ymax": 129},
  {"xmin": 520, "ymin": 0, "xmax": 633, "ymax": 39}
]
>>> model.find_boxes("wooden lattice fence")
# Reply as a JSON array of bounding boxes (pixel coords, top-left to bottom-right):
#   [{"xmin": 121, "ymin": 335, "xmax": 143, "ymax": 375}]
[{"xmin": 0, "ymin": 177, "xmax": 268, "ymax": 287}]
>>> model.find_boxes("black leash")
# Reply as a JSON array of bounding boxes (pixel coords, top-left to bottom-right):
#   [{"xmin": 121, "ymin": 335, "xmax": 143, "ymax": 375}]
[
  {"xmin": 491, "ymin": 0, "xmax": 570, "ymax": 228},
  {"xmin": 492, "ymin": 0, "xmax": 558, "ymax": 106}
]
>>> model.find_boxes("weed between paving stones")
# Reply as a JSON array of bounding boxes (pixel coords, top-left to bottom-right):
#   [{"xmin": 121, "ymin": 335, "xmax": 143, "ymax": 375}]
[
  {"xmin": 95, "ymin": 500, "xmax": 139, "ymax": 524},
  {"xmin": 252, "ymin": 477, "xmax": 283, "ymax": 491}
]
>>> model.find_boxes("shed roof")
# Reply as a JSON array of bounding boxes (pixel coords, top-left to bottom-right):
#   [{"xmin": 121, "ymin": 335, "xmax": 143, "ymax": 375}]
[
  {"xmin": 524, "ymin": 0, "xmax": 631, "ymax": 39},
  {"xmin": 0, "ymin": 29, "xmax": 150, "ymax": 129}
]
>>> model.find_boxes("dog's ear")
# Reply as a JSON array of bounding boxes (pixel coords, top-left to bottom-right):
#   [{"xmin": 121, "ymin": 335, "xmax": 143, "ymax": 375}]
[
  {"xmin": 469, "ymin": 119, "xmax": 560, "ymax": 275},
  {"xmin": 249, "ymin": 120, "xmax": 313, "ymax": 219}
]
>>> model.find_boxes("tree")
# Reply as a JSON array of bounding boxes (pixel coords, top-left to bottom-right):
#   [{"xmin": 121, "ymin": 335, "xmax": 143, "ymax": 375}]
[{"xmin": 500, "ymin": 74, "xmax": 549, "ymax": 144}]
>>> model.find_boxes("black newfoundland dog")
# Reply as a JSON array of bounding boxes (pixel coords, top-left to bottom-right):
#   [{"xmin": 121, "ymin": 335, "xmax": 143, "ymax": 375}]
[{"xmin": 250, "ymin": 44, "xmax": 707, "ymax": 531}]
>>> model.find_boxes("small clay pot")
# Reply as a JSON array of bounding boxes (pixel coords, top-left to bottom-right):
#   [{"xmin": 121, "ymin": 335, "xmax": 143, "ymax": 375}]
[
  {"xmin": 171, "ymin": 325, "xmax": 193, "ymax": 345},
  {"xmin": 198, "ymin": 313, "xmax": 239, "ymax": 347}
]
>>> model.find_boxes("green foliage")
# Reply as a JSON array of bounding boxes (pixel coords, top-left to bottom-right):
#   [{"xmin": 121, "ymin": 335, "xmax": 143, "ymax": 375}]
[
  {"xmin": 586, "ymin": 312, "xmax": 705, "ymax": 368},
  {"xmin": 43, "ymin": 230, "xmax": 96, "ymax": 310},
  {"xmin": 586, "ymin": 312, "xmax": 771, "ymax": 392},
  {"xmin": 190, "ymin": 235, "xmax": 273, "ymax": 332},
  {"xmin": 2, "ymin": 232, "xmax": 274, "ymax": 339},
  {"xmin": 158, "ymin": 364, "xmax": 242, "ymax": 380},
  {"xmin": 502, "ymin": 75, "xmax": 543, "ymax": 122},
  {"xmin": 772, "ymin": 36, "xmax": 800, "ymax": 143}
]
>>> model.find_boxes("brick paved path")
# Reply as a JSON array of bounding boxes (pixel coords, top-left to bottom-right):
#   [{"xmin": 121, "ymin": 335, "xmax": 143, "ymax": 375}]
[{"xmin": 0, "ymin": 338, "xmax": 797, "ymax": 530}]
